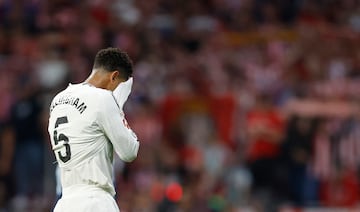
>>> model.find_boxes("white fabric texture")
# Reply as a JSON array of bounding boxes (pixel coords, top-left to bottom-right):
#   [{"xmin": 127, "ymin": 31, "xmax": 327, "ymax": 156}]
[{"xmin": 113, "ymin": 77, "xmax": 133, "ymax": 111}]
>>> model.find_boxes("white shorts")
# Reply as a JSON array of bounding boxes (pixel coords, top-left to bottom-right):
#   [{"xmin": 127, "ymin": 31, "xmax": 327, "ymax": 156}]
[{"xmin": 54, "ymin": 185, "xmax": 119, "ymax": 212}]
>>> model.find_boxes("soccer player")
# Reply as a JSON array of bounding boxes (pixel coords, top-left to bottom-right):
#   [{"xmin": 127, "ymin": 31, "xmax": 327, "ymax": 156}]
[{"xmin": 48, "ymin": 47, "xmax": 140, "ymax": 212}]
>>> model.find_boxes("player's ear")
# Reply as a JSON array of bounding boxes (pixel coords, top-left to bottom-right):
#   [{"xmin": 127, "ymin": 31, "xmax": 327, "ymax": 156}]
[
  {"xmin": 107, "ymin": 71, "xmax": 122, "ymax": 91},
  {"xmin": 110, "ymin": 71, "xmax": 120, "ymax": 82}
]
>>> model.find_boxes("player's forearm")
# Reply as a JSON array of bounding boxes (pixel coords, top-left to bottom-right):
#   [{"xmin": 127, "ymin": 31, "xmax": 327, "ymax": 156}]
[
  {"xmin": 114, "ymin": 137, "xmax": 139, "ymax": 162},
  {"xmin": 111, "ymin": 123, "xmax": 139, "ymax": 162},
  {"xmin": 99, "ymin": 91, "xmax": 140, "ymax": 162}
]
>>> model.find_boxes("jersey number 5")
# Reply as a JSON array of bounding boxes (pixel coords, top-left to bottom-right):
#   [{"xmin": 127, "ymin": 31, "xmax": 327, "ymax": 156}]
[{"xmin": 53, "ymin": 116, "xmax": 71, "ymax": 163}]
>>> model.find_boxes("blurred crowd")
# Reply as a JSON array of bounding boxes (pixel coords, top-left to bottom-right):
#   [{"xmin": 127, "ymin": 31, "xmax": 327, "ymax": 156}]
[{"xmin": 1, "ymin": 0, "xmax": 360, "ymax": 211}]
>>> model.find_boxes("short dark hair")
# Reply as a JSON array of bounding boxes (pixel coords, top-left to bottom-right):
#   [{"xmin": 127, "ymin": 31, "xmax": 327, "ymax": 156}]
[{"xmin": 93, "ymin": 47, "xmax": 133, "ymax": 80}]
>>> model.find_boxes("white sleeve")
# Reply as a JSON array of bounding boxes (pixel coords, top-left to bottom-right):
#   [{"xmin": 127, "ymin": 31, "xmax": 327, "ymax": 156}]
[
  {"xmin": 113, "ymin": 77, "xmax": 133, "ymax": 111},
  {"xmin": 97, "ymin": 92, "xmax": 139, "ymax": 162}
]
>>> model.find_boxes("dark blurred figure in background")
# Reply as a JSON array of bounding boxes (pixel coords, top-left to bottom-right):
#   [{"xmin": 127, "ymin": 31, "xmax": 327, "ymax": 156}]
[
  {"xmin": 281, "ymin": 116, "xmax": 318, "ymax": 206},
  {"xmin": 9, "ymin": 80, "xmax": 45, "ymax": 211},
  {"xmin": 0, "ymin": 124, "xmax": 15, "ymax": 210}
]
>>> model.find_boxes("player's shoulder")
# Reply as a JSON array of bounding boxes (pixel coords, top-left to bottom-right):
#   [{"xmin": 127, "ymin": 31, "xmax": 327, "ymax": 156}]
[
  {"xmin": 78, "ymin": 84, "xmax": 118, "ymax": 108},
  {"xmin": 60, "ymin": 83, "xmax": 112, "ymax": 97},
  {"xmin": 83, "ymin": 84, "xmax": 114, "ymax": 100},
  {"xmin": 50, "ymin": 83, "xmax": 113, "ymax": 107},
  {"xmin": 49, "ymin": 83, "xmax": 117, "ymax": 115}
]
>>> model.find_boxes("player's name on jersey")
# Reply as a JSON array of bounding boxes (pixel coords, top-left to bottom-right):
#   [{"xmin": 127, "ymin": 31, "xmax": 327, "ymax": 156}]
[{"xmin": 50, "ymin": 95, "xmax": 87, "ymax": 114}]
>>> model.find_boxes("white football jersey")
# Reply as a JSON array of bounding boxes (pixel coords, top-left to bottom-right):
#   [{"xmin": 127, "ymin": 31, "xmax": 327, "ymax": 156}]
[{"xmin": 48, "ymin": 83, "xmax": 139, "ymax": 196}]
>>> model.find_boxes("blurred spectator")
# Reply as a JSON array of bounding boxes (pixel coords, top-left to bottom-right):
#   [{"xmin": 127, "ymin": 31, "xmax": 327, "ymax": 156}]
[
  {"xmin": 245, "ymin": 93, "xmax": 286, "ymax": 209},
  {"xmin": 0, "ymin": 124, "xmax": 15, "ymax": 210},
  {"xmin": 9, "ymin": 80, "xmax": 45, "ymax": 211},
  {"xmin": 281, "ymin": 115, "xmax": 318, "ymax": 205}
]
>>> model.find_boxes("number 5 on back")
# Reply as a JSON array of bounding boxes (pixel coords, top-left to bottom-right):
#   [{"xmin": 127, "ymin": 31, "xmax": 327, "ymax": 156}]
[{"xmin": 53, "ymin": 116, "xmax": 71, "ymax": 163}]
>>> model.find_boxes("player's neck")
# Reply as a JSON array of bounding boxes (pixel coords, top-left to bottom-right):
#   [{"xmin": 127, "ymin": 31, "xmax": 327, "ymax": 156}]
[{"xmin": 84, "ymin": 70, "xmax": 109, "ymax": 90}]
